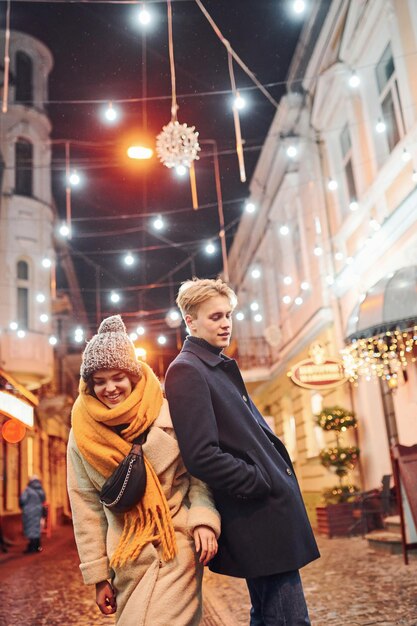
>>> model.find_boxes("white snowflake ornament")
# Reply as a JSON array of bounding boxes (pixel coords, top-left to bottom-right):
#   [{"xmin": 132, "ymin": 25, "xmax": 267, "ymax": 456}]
[{"xmin": 156, "ymin": 120, "xmax": 200, "ymax": 169}]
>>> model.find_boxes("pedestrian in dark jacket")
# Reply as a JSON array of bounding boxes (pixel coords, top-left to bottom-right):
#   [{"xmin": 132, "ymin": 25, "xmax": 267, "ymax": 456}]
[
  {"xmin": 165, "ymin": 277, "xmax": 320, "ymax": 626},
  {"xmin": 19, "ymin": 475, "xmax": 45, "ymax": 553}
]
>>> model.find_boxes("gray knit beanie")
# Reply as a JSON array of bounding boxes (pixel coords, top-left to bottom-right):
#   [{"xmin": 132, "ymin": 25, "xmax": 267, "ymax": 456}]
[{"xmin": 80, "ymin": 315, "xmax": 142, "ymax": 382}]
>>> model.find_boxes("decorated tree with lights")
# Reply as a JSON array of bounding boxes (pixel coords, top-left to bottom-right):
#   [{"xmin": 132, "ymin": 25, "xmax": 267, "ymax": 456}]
[{"xmin": 316, "ymin": 406, "xmax": 360, "ymax": 504}]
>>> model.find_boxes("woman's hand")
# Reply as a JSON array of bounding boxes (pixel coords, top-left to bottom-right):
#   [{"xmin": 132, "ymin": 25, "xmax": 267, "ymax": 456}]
[
  {"xmin": 193, "ymin": 525, "xmax": 218, "ymax": 565},
  {"xmin": 95, "ymin": 580, "xmax": 117, "ymax": 615}
]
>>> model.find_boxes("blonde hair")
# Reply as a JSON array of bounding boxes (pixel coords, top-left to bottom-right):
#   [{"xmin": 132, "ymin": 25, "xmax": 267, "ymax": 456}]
[{"xmin": 176, "ymin": 277, "xmax": 237, "ymax": 319}]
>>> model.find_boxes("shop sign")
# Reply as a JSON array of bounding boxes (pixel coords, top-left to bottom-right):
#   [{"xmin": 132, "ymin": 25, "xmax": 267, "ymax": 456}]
[
  {"xmin": 0, "ymin": 391, "xmax": 34, "ymax": 427},
  {"xmin": 288, "ymin": 342, "xmax": 347, "ymax": 390}
]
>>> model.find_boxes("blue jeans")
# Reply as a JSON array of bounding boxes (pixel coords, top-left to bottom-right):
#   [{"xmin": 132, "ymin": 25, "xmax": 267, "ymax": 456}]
[{"xmin": 246, "ymin": 570, "xmax": 311, "ymax": 626}]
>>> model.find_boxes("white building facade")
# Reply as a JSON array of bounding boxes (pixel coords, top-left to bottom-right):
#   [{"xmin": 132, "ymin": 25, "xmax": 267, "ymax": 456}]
[
  {"xmin": 0, "ymin": 31, "xmax": 71, "ymax": 537},
  {"xmin": 0, "ymin": 30, "xmax": 55, "ymax": 389}
]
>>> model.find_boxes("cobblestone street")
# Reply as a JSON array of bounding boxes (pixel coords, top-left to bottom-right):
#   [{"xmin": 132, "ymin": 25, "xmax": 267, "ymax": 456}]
[{"xmin": 1, "ymin": 526, "xmax": 417, "ymax": 626}]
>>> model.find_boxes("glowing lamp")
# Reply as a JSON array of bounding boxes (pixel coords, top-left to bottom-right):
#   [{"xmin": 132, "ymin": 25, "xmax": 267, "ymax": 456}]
[
  {"xmin": 127, "ymin": 146, "xmax": 153, "ymax": 160},
  {"xmin": 2, "ymin": 419, "xmax": 27, "ymax": 443},
  {"xmin": 135, "ymin": 347, "xmax": 147, "ymax": 360}
]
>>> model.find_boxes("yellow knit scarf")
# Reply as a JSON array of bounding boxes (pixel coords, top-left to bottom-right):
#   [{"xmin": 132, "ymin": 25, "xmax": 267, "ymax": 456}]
[{"xmin": 71, "ymin": 362, "xmax": 177, "ymax": 568}]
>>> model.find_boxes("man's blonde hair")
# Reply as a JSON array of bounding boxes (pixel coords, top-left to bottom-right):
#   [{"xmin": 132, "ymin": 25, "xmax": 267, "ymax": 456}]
[{"xmin": 176, "ymin": 277, "xmax": 237, "ymax": 319}]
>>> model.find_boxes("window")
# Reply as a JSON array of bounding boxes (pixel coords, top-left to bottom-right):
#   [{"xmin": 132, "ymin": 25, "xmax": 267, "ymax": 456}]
[
  {"xmin": 340, "ymin": 125, "xmax": 357, "ymax": 212},
  {"xmin": 375, "ymin": 44, "xmax": 405, "ymax": 152},
  {"xmin": 17, "ymin": 260, "xmax": 29, "ymax": 329},
  {"xmin": 15, "ymin": 139, "xmax": 33, "ymax": 196},
  {"xmin": 15, "ymin": 52, "xmax": 33, "ymax": 105}
]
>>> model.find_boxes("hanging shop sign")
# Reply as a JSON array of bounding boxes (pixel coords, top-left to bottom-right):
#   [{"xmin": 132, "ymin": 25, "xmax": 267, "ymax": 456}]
[
  {"xmin": 288, "ymin": 342, "xmax": 347, "ymax": 390},
  {"xmin": 0, "ymin": 390, "xmax": 34, "ymax": 428}
]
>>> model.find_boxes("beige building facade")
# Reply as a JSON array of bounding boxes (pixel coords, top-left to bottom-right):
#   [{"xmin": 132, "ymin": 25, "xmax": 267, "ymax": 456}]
[{"xmin": 229, "ymin": 0, "xmax": 417, "ymax": 522}]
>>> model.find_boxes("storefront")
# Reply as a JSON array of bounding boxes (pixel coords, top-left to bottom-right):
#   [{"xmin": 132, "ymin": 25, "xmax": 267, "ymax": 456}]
[{"xmin": 0, "ymin": 369, "xmax": 38, "ymax": 538}]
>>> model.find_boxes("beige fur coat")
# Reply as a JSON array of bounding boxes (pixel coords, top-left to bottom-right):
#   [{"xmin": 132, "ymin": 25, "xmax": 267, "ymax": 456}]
[{"xmin": 67, "ymin": 399, "xmax": 221, "ymax": 626}]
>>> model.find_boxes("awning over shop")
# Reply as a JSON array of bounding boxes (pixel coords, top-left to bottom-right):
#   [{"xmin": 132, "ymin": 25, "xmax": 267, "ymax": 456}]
[
  {"xmin": 0, "ymin": 369, "xmax": 38, "ymax": 429},
  {"xmin": 346, "ymin": 266, "xmax": 417, "ymax": 341},
  {"xmin": 343, "ymin": 266, "xmax": 417, "ymax": 383}
]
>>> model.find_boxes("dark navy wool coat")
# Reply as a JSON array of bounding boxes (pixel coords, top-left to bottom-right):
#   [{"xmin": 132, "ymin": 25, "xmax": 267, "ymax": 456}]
[{"xmin": 165, "ymin": 338, "xmax": 320, "ymax": 579}]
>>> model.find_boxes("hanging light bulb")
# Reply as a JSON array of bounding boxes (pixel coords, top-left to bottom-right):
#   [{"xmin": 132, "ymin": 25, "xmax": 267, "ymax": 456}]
[
  {"xmin": 17, "ymin": 330, "xmax": 26, "ymax": 338},
  {"xmin": 349, "ymin": 200, "xmax": 359, "ymax": 211},
  {"xmin": 279, "ymin": 225, "xmax": 290, "ymax": 236},
  {"xmin": 205, "ymin": 241, "xmax": 216, "ymax": 255},
  {"xmin": 250, "ymin": 302, "xmax": 259, "ymax": 312},
  {"xmin": 104, "ymin": 101, "xmax": 118, "ymax": 122},
  {"xmin": 153, "ymin": 215, "xmax": 164, "ymax": 230},
  {"xmin": 233, "ymin": 93, "xmax": 246, "ymax": 110},
  {"xmin": 36, "ymin": 293, "xmax": 46, "ymax": 303},
  {"xmin": 295, "ymin": 296, "xmax": 303, "ymax": 306},
  {"xmin": 286, "ymin": 145, "xmax": 297, "ymax": 159},
  {"xmin": 293, "ymin": 0, "xmax": 306, "ymax": 14},
  {"xmin": 348, "ymin": 71, "xmax": 360, "ymax": 88},
  {"xmin": 314, "ymin": 246, "xmax": 323, "ymax": 256},
  {"xmin": 236, "ymin": 311, "xmax": 245, "ymax": 321},
  {"xmin": 123, "ymin": 253, "xmax": 135, "ymax": 266},
  {"xmin": 175, "ymin": 164, "xmax": 187, "ymax": 176},
  {"xmin": 245, "ymin": 202, "xmax": 256, "ymax": 214},
  {"xmin": 49, "ymin": 336, "xmax": 58, "ymax": 346},
  {"xmin": 136, "ymin": 326, "xmax": 145, "ymax": 335},
  {"xmin": 69, "ymin": 170, "xmax": 81, "ymax": 186},
  {"xmin": 138, "ymin": 5, "xmax": 152, "ymax": 26},
  {"xmin": 335, "ymin": 252, "xmax": 344, "ymax": 261},
  {"xmin": 251, "ymin": 268, "xmax": 261, "ymax": 279},
  {"xmin": 42, "ymin": 257, "xmax": 52, "ymax": 268},
  {"xmin": 9, "ymin": 322, "xmax": 18, "ymax": 331},
  {"xmin": 254, "ymin": 313, "xmax": 263, "ymax": 322},
  {"xmin": 129, "ymin": 332, "xmax": 138, "ymax": 341},
  {"xmin": 301, "ymin": 282, "xmax": 310, "ymax": 291},
  {"xmin": 375, "ymin": 118, "xmax": 386, "ymax": 133},
  {"xmin": 157, "ymin": 335, "xmax": 167, "ymax": 345},
  {"xmin": 283, "ymin": 276, "xmax": 292, "ymax": 285},
  {"xmin": 59, "ymin": 223, "xmax": 70, "ymax": 237},
  {"xmin": 110, "ymin": 291, "xmax": 120, "ymax": 303},
  {"xmin": 39, "ymin": 314, "xmax": 49, "ymax": 323},
  {"xmin": 327, "ymin": 178, "xmax": 338, "ymax": 191},
  {"xmin": 135, "ymin": 346, "xmax": 147, "ymax": 360},
  {"xmin": 282, "ymin": 295, "xmax": 292, "ymax": 304}
]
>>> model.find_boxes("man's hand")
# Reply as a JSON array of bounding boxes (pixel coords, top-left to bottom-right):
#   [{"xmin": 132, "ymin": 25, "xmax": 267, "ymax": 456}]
[
  {"xmin": 193, "ymin": 525, "xmax": 218, "ymax": 565},
  {"xmin": 95, "ymin": 580, "xmax": 117, "ymax": 615}
]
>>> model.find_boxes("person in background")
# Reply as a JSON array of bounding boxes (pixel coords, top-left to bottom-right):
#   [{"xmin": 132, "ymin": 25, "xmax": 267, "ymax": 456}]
[
  {"xmin": 165, "ymin": 278, "xmax": 320, "ymax": 626},
  {"xmin": 0, "ymin": 516, "xmax": 9, "ymax": 553},
  {"xmin": 19, "ymin": 475, "xmax": 46, "ymax": 554},
  {"xmin": 67, "ymin": 315, "xmax": 220, "ymax": 625}
]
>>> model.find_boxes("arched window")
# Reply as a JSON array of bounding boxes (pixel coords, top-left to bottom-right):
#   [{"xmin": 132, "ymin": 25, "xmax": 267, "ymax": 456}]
[
  {"xmin": 15, "ymin": 51, "xmax": 33, "ymax": 105},
  {"xmin": 17, "ymin": 260, "xmax": 29, "ymax": 330},
  {"xmin": 15, "ymin": 139, "xmax": 33, "ymax": 196}
]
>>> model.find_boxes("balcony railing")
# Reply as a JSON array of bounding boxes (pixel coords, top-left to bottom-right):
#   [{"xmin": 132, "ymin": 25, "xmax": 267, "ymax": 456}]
[{"xmin": 0, "ymin": 331, "xmax": 53, "ymax": 387}]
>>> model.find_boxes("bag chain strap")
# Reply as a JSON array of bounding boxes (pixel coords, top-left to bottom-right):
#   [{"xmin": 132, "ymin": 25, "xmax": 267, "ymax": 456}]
[{"xmin": 100, "ymin": 457, "xmax": 136, "ymax": 508}]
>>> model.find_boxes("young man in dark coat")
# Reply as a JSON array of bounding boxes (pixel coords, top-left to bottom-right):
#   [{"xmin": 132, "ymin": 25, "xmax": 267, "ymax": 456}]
[{"xmin": 165, "ymin": 277, "xmax": 320, "ymax": 626}]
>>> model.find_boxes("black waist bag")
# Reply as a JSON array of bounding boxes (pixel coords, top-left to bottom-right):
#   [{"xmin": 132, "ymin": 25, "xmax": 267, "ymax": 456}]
[{"xmin": 99, "ymin": 429, "xmax": 149, "ymax": 514}]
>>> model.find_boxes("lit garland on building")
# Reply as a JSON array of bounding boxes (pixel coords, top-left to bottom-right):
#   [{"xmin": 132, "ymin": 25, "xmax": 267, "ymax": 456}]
[{"xmin": 341, "ymin": 325, "xmax": 417, "ymax": 385}]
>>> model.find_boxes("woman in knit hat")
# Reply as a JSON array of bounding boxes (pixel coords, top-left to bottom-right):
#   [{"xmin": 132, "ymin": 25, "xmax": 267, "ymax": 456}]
[{"xmin": 67, "ymin": 315, "xmax": 220, "ymax": 626}]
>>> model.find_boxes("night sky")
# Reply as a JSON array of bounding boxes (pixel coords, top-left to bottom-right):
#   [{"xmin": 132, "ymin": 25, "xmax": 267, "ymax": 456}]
[{"xmin": 4, "ymin": 0, "xmax": 304, "ymax": 347}]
